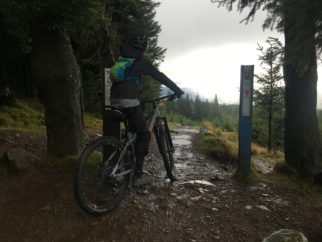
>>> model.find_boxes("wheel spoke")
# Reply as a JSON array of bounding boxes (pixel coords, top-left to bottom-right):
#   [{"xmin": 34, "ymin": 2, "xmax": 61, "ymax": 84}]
[{"xmin": 74, "ymin": 137, "xmax": 132, "ymax": 215}]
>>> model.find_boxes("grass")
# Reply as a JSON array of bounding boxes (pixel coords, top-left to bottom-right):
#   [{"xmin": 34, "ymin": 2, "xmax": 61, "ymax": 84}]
[
  {"xmin": 0, "ymin": 99, "xmax": 45, "ymax": 133},
  {"xmin": 0, "ymin": 99, "xmax": 104, "ymax": 173},
  {"xmin": 197, "ymin": 133, "xmax": 238, "ymax": 162},
  {"xmin": 165, "ymin": 112, "xmax": 198, "ymax": 127},
  {"xmin": 34, "ymin": 154, "xmax": 79, "ymax": 173},
  {"xmin": 195, "ymin": 121, "xmax": 289, "ymax": 182},
  {"xmin": 271, "ymin": 161, "xmax": 322, "ymax": 204},
  {"xmin": 197, "ymin": 120, "xmax": 322, "ymax": 199},
  {"xmin": 0, "ymin": 98, "xmax": 103, "ymax": 135},
  {"xmin": 195, "ymin": 121, "xmax": 238, "ymax": 163},
  {"xmin": 84, "ymin": 113, "xmax": 102, "ymax": 134},
  {"xmin": 234, "ymin": 167, "xmax": 262, "ymax": 182}
]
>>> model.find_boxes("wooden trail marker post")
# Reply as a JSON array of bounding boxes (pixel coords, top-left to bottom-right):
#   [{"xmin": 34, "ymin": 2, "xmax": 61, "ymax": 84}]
[{"xmin": 238, "ymin": 65, "xmax": 254, "ymax": 175}]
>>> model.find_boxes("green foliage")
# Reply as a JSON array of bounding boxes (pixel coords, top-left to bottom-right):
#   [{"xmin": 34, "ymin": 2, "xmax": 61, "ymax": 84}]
[
  {"xmin": 273, "ymin": 161, "xmax": 322, "ymax": 204},
  {"xmin": 195, "ymin": 128, "xmax": 238, "ymax": 163},
  {"xmin": 0, "ymin": 99, "xmax": 45, "ymax": 132},
  {"xmin": 73, "ymin": 0, "xmax": 166, "ymax": 113},
  {"xmin": 165, "ymin": 113, "xmax": 198, "ymax": 127},
  {"xmin": 253, "ymin": 38, "xmax": 284, "ymax": 151},
  {"xmin": 1, "ymin": 0, "xmax": 165, "ymax": 114},
  {"xmin": 252, "ymin": 107, "xmax": 268, "ymax": 146},
  {"xmin": 234, "ymin": 168, "xmax": 262, "ymax": 183},
  {"xmin": 0, "ymin": 0, "xmax": 102, "ymax": 59},
  {"xmin": 84, "ymin": 113, "xmax": 102, "ymax": 133},
  {"xmin": 0, "ymin": 97, "xmax": 102, "ymax": 135},
  {"xmin": 165, "ymin": 94, "xmax": 238, "ymax": 131},
  {"xmin": 213, "ymin": 0, "xmax": 322, "ymax": 175}
]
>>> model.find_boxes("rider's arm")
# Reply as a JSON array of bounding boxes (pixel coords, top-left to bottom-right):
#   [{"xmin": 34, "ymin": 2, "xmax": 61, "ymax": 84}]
[{"xmin": 142, "ymin": 60, "xmax": 184, "ymax": 96}]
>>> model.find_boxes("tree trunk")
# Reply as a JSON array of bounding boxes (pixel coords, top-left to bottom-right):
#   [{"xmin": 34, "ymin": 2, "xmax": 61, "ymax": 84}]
[
  {"xmin": 0, "ymin": 63, "xmax": 16, "ymax": 106},
  {"xmin": 268, "ymin": 105, "xmax": 272, "ymax": 152},
  {"xmin": 23, "ymin": 59, "xmax": 38, "ymax": 98},
  {"xmin": 283, "ymin": 10, "xmax": 320, "ymax": 176},
  {"xmin": 30, "ymin": 28, "xmax": 84, "ymax": 157}
]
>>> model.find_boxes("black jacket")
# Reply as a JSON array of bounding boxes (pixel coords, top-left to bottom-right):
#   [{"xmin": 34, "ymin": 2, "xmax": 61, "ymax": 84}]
[{"xmin": 110, "ymin": 46, "xmax": 182, "ymax": 100}]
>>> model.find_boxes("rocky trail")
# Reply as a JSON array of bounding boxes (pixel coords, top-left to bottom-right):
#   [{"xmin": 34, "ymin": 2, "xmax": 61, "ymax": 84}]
[{"xmin": 1, "ymin": 127, "xmax": 322, "ymax": 242}]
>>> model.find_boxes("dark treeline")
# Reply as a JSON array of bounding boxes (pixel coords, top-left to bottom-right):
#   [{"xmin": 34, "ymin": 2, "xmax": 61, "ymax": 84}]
[
  {"xmin": 0, "ymin": 0, "xmax": 165, "ymax": 156},
  {"xmin": 165, "ymin": 94, "xmax": 238, "ymax": 132},
  {"xmin": 0, "ymin": 0, "xmax": 164, "ymax": 112},
  {"xmin": 165, "ymin": 94, "xmax": 286, "ymax": 150},
  {"xmin": 253, "ymin": 106, "xmax": 284, "ymax": 150},
  {"xmin": 1, "ymin": 0, "xmax": 322, "ymax": 178}
]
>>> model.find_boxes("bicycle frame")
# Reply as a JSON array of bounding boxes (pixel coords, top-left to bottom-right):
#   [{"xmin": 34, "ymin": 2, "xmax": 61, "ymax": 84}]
[
  {"xmin": 109, "ymin": 132, "xmax": 136, "ymax": 178},
  {"xmin": 144, "ymin": 95, "xmax": 175, "ymax": 152},
  {"xmin": 146, "ymin": 103, "xmax": 161, "ymax": 132},
  {"xmin": 74, "ymin": 95, "xmax": 179, "ymax": 215},
  {"xmin": 109, "ymin": 94, "xmax": 176, "ymax": 178}
]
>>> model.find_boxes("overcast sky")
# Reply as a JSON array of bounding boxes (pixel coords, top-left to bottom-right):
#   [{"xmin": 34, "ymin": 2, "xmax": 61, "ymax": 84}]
[{"xmin": 155, "ymin": 0, "xmax": 322, "ymax": 107}]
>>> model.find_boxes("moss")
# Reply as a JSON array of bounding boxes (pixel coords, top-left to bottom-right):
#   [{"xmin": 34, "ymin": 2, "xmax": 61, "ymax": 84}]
[
  {"xmin": 274, "ymin": 160, "xmax": 297, "ymax": 176},
  {"xmin": 84, "ymin": 113, "xmax": 102, "ymax": 133},
  {"xmin": 34, "ymin": 154, "xmax": 79, "ymax": 173},
  {"xmin": 0, "ymin": 99, "xmax": 45, "ymax": 132},
  {"xmin": 1, "ymin": 99, "xmax": 103, "ymax": 134},
  {"xmin": 271, "ymin": 168, "xmax": 322, "ymax": 204},
  {"xmin": 167, "ymin": 122, "xmax": 179, "ymax": 130},
  {"xmin": 201, "ymin": 121, "xmax": 216, "ymax": 133},
  {"xmin": 267, "ymin": 159, "xmax": 322, "ymax": 204},
  {"xmin": 195, "ymin": 133, "xmax": 238, "ymax": 163},
  {"xmin": 0, "ymin": 116, "xmax": 7, "ymax": 126},
  {"xmin": 234, "ymin": 167, "xmax": 262, "ymax": 183}
]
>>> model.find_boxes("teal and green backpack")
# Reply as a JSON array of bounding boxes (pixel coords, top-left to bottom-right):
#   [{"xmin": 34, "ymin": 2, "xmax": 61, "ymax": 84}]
[{"xmin": 110, "ymin": 56, "xmax": 135, "ymax": 82}]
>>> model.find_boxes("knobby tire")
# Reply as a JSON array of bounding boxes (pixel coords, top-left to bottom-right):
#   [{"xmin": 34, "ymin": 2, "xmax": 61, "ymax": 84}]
[
  {"xmin": 74, "ymin": 136, "xmax": 130, "ymax": 216},
  {"xmin": 156, "ymin": 125, "xmax": 176, "ymax": 181}
]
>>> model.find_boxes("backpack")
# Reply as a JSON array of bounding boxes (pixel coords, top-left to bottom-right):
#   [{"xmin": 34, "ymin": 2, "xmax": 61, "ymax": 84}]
[{"xmin": 110, "ymin": 56, "xmax": 135, "ymax": 82}]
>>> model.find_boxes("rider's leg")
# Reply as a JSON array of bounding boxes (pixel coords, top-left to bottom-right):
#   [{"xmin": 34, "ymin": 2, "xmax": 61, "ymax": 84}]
[
  {"xmin": 135, "ymin": 131, "xmax": 151, "ymax": 175},
  {"xmin": 125, "ymin": 106, "xmax": 153, "ymax": 186},
  {"xmin": 125, "ymin": 105, "xmax": 151, "ymax": 176}
]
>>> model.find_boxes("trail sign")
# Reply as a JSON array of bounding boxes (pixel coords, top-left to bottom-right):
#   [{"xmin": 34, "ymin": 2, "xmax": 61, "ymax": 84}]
[
  {"xmin": 238, "ymin": 65, "xmax": 254, "ymax": 175},
  {"xmin": 103, "ymin": 68, "xmax": 120, "ymax": 138},
  {"xmin": 104, "ymin": 68, "xmax": 112, "ymax": 107}
]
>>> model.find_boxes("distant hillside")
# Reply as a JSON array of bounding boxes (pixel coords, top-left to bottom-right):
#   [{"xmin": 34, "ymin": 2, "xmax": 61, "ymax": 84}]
[{"xmin": 160, "ymin": 86, "xmax": 210, "ymax": 101}]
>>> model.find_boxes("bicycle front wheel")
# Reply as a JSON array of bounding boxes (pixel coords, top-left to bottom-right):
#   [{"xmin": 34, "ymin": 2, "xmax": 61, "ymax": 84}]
[
  {"xmin": 74, "ymin": 136, "xmax": 132, "ymax": 215},
  {"xmin": 155, "ymin": 125, "xmax": 176, "ymax": 181}
]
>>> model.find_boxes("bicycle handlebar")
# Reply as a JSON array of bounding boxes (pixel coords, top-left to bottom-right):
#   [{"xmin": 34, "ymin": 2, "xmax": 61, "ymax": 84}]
[{"xmin": 141, "ymin": 94, "xmax": 177, "ymax": 104}]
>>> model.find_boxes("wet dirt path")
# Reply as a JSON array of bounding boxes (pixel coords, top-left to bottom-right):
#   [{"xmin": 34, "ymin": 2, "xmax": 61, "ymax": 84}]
[
  {"xmin": 102, "ymin": 127, "xmax": 322, "ymax": 242},
  {"xmin": 1, "ymin": 127, "xmax": 322, "ymax": 242}
]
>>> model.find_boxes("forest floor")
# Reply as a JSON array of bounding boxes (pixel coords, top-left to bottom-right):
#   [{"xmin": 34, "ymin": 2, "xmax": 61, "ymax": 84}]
[{"xmin": 1, "ymin": 127, "xmax": 322, "ymax": 242}]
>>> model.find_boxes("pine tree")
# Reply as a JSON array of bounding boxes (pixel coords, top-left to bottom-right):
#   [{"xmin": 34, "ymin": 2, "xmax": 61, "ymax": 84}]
[
  {"xmin": 0, "ymin": 0, "xmax": 166, "ymax": 156},
  {"xmin": 212, "ymin": 0, "xmax": 321, "ymax": 176},
  {"xmin": 254, "ymin": 38, "xmax": 284, "ymax": 152}
]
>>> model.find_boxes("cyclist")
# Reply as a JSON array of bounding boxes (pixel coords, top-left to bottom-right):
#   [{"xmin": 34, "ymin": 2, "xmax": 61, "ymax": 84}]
[{"xmin": 110, "ymin": 34, "xmax": 184, "ymax": 186}]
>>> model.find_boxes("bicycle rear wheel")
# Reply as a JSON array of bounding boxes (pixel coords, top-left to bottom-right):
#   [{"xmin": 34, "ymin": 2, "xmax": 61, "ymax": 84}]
[
  {"xmin": 74, "ymin": 137, "xmax": 132, "ymax": 215},
  {"xmin": 155, "ymin": 125, "xmax": 176, "ymax": 181}
]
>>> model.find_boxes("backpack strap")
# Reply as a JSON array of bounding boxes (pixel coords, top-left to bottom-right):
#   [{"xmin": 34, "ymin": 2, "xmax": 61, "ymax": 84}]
[{"xmin": 125, "ymin": 58, "xmax": 141, "ymax": 85}]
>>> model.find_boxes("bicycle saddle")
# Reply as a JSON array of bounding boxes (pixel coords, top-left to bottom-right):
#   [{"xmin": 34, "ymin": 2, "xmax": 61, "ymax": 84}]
[{"xmin": 111, "ymin": 107, "xmax": 127, "ymax": 122}]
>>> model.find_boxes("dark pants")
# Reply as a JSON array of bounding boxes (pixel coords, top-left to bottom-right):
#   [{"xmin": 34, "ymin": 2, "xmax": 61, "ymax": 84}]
[{"xmin": 125, "ymin": 106, "xmax": 151, "ymax": 176}]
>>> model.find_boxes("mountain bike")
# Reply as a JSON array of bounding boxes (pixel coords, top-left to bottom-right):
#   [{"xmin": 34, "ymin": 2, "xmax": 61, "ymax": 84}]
[{"xmin": 74, "ymin": 94, "xmax": 177, "ymax": 215}]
